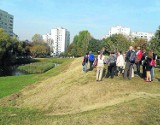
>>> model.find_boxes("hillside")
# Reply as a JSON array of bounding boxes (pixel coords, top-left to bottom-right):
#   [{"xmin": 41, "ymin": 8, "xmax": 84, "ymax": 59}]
[{"xmin": 0, "ymin": 58, "xmax": 160, "ymax": 125}]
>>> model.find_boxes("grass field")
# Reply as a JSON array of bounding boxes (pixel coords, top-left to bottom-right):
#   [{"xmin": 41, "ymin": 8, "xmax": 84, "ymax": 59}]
[{"xmin": 0, "ymin": 57, "xmax": 160, "ymax": 125}]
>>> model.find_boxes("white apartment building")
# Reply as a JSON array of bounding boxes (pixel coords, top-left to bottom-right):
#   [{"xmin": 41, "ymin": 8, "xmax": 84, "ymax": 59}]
[
  {"xmin": 105, "ymin": 26, "xmax": 154, "ymax": 41},
  {"xmin": 109, "ymin": 26, "xmax": 131, "ymax": 36},
  {"xmin": 131, "ymin": 32, "xmax": 154, "ymax": 41},
  {"xmin": 0, "ymin": 9, "xmax": 14, "ymax": 37},
  {"xmin": 43, "ymin": 27, "xmax": 70, "ymax": 56}
]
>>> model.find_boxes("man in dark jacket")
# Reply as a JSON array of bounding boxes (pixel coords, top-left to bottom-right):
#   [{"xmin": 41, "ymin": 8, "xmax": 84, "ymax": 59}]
[{"xmin": 123, "ymin": 46, "xmax": 135, "ymax": 80}]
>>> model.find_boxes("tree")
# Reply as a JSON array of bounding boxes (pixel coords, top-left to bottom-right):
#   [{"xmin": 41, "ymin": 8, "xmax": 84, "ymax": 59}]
[
  {"xmin": 110, "ymin": 34, "xmax": 131, "ymax": 52},
  {"xmin": 0, "ymin": 28, "xmax": 15, "ymax": 65},
  {"xmin": 67, "ymin": 43, "xmax": 77, "ymax": 57},
  {"xmin": 32, "ymin": 34, "xmax": 44, "ymax": 43},
  {"xmin": 132, "ymin": 38, "xmax": 148, "ymax": 50},
  {"xmin": 102, "ymin": 37, "xmax": 114, "ymax": 53},
  {"xmin": 149, "ymin": 26, "xmax": 160, "ymax": 56},
  {"xmin": 87, "ymin": 38, "xmax": 102, "ymax": 53},
  {"xmin": 30, "ymin": 34, "xmax": 50, "ymax": 57},
  {"xmin": 101, "ymin": 34, "xmax": 131, "ymax": 53},
  {"xmin": 67, "ymin": 30, "xmax": 91, "ymax": 57},
  {"xmin": 0, "ymin": 28, "xmax": 31, "ymax": 66}
]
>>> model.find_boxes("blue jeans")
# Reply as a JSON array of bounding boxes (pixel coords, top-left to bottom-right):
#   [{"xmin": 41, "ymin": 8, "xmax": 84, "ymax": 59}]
[
  {"xmin": 151, "ymin": 67, "xmax": 154, "ymax": 81},
  {"xmin": 83, "ymin": 63, "xmax": 88, "ymax": 73},
  {"xmin": 89, "ymin": 61, "xmax": 94, "ymax": 71}
]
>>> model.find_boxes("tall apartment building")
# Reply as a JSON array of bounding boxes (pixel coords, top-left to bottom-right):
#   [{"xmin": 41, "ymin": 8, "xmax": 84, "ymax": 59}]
[
  {"xmin": 109, "ymin": 26, "xmax": 131, "ymax": 36},
  {"xmin": 43, "ymin": 27, "xmax": 70, "ymax": 56},
  {"xmin": 0, "ymin": 9, "xmax": 14, "ymax": 37}
]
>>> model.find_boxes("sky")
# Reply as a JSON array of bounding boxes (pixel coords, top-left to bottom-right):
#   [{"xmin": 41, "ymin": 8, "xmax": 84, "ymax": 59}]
[{"xmin": 1, "ymin": 0, "xmax": 160, "ymax": 41}]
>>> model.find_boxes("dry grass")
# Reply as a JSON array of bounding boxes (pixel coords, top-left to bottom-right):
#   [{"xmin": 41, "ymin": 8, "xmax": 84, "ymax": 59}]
[
  {"xmin": 2, "ymin": 58, "xmax": 160, "ymax": 112},
  {"xmin": 0, "ymin": 57, "xmax": 160, "ymax": 125}
]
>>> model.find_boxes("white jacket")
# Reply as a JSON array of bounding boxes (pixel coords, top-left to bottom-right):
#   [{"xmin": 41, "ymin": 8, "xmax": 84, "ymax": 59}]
[
  {"xmin": 97, "ymin": 55, "xmax": 105, "ymax": 67},
  {"xmin": 116, "ymin": 54, "xmax": 125, "ymax": 67}
]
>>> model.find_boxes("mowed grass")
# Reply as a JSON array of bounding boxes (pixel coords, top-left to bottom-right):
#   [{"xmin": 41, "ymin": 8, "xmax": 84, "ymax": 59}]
[
  {"xmin": 0, "ymin": 57, "xmax": 160, "ymax": 125},
  {"xmin": 0, "ymin": 74, "xmax": 38, "ymax": 99},
  {"xmin": 0, "ymin": 58, "xmax": 74, "ymax": 99},
  {"xmin": 0, "ymin": 97, "xmax": 160, "ymax": 125}
]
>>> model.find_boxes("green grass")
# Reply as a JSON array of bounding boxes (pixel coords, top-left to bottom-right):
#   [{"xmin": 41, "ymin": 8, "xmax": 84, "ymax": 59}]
[
  {"xmin": 17, "ymin": 58, "xmax": 69, "ymax": 74},
  {"xmin": 0, "ymin": 97, "xmax": 160, "ymax": 125},
  {"xmin": 0, "ymin": 58, "xmax": 74, "ymax": 99},
  {"xmin": 0, "ymin": 75, "xmax": 38, "ymax": 99},
  {"xmin": 0, "ymin": 107, "xmax": 48, "ymax": 125}
]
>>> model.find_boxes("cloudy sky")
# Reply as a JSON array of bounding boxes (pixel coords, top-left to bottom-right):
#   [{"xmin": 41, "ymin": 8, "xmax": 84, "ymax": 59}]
[{"xmin": 1, "ymin": 0, "xmax": 160, "ymax": 41}]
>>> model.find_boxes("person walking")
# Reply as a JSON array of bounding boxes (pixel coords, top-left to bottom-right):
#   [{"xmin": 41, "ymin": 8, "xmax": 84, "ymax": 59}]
[
  {"xmin": 123, "ymin": 46, "xmax": 136, "ymax": 80},
  {"xmin": 96, "ymin": 51, "xmax": 106, "ymax": 81},
  {"xmin": 82, "ymin": 52, "xmax": 89, "ymax": 73},
  {"xmin": 88, "ymin": 51, "xmax": 95, "ymax": 71}
]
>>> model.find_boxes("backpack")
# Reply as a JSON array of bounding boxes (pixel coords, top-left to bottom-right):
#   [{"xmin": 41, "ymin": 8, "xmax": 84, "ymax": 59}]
[
  {"xmin": 109, "ymin": 55, "xmax": 116, "ymax": 65},
  {"xmin": 150, "ymin": 59, "xmax": 156, "ymax": 66},
  {"xmin": 137, "ymin": 50, "xmax": 143, "ymax": 61},
  {"xmin": 129, "ymin": 51, "xmax": 136, "ymax": 63},
  {"xmin": 93, "ymin": 58, "xmax": 98, "ymax": 67}
]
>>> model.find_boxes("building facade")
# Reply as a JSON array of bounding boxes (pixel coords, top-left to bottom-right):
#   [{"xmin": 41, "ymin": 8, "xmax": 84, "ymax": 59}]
[
  {"xmin": 105, "ymin": 26, "xmax": 154, "ymax": 41},
  {"xmin": 131, "ymin": 32, "xmax": 154, "ymax": 41},
  {"xmin": 43, "ymin": 27, "xmax": 70, "ymax": 56},
  {"xmin": 109, "ymin": 26, "xmax": 131, "ymax": 36},
  {"xmin": 0, "ymin": 9, "xmax": 13, "ymax": 37}
]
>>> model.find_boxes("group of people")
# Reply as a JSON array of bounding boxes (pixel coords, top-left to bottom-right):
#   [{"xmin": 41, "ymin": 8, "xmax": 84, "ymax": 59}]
[{"xmin": 82, "ymin": 46, "xmax": 158, "ymax": 82}]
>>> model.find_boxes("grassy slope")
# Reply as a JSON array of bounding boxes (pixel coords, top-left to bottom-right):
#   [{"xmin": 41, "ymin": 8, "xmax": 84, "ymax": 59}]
[
  {"xmin": 0, "ymin": 57, "xmax": 160, "ymax": 125},
  {"xmin": 0, "ymin": 58, "xmax": 73, "ymax": 99}
]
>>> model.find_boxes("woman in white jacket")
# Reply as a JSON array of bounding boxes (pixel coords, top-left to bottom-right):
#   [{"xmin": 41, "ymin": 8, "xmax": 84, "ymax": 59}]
[
  {"xmin": 96, "ymin": 51, "xmax": 106, "ymax": 81},
  {"xmin": 116, "ymin": 52, "xmax": 125, "ymax": 76}
]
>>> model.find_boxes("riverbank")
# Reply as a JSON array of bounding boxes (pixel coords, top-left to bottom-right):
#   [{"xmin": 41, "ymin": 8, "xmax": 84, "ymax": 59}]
[
  {"xmin": 17, "ymin": 58, "xmax": 63, "ymax": 74},
  {"xmin": 0, "ymin": 58, "xmax": 37, "ymax": 77},
  {"xmin": 0, "ymin": 58, "xmax": 74, "ymax": 98}
]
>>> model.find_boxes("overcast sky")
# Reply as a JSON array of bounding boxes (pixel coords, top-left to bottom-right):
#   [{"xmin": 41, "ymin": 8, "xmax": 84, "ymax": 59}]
[{"xmin": 1, "ymin": 0, "xmax": 160, "ymax": 41}]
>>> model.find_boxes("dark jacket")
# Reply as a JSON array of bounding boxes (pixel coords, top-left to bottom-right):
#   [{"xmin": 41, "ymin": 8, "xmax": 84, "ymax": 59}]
[
  {"xmin": 125, "ymin": 50, "xmax": 132, "ymax": 62},
  {"xmin": 141, "ymin": 52, "xmax": 147, "ymax": 61},
  {"xmin": 145, "ymin": 57, "xmax": 152, "ymax": 71},
  {"xmin": 83, "ymin": 55, "xmax": 88, "ymax": 63}
]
